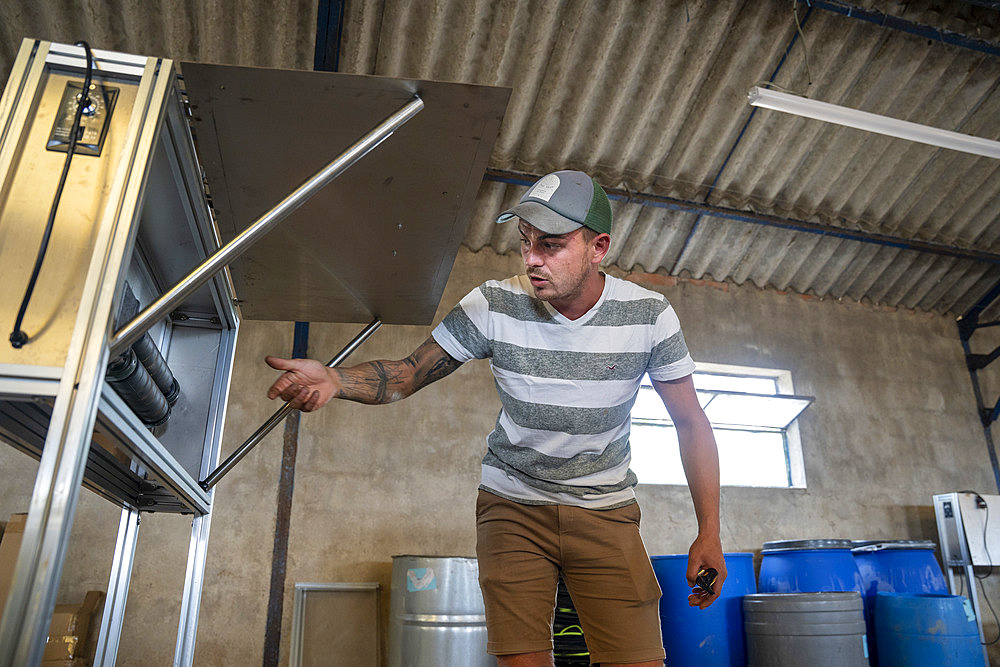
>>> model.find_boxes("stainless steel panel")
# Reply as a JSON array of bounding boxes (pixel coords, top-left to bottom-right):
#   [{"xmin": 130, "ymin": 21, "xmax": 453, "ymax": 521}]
[
  {"xmin": 109, "ymin": 95, "xmax": 422, "ymax": 355},
  {"xmin": 155, "ymin": 326, "xmax": 227, "ymax": 478},
  {"xmin": 134, "ymin": 120, "xmax": 220, "ymax": 315},
  {"xmin": 176, "ymin": 319, "xmax": 237, "ymax": 664},
  {"xmin": 181, "ymin": 63, "xmax": 510, "ymax": 325}
]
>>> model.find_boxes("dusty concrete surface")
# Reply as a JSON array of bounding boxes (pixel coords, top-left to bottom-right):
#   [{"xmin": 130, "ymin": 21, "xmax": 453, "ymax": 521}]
[{"xmin": 2, "ymin": 246, "xmax": 999, "ymax": 664}]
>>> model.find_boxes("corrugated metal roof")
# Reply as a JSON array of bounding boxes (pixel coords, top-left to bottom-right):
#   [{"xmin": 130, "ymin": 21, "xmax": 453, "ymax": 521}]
[
  {"xmin": 2, "ymin": 0, "xmax": 1000, "ymax": 317},
  {"xmin": 337, "ymin": 0, "xmax": 1000, "ymax": 317},
  {"xmin": 0, "ymin": 0, "xmax": 317, "ymax": 79}
]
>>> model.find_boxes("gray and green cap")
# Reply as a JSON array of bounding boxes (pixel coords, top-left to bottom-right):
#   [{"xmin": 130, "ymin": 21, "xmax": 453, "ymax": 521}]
[{"xmin": 496, "ymin": 170, "xmax": 612, "ymax": 235}]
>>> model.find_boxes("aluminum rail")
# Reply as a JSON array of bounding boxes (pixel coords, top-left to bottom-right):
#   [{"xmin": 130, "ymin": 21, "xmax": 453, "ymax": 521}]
[
  {"xmin": 109, "ymin": 95, "xmax": 423, "ymax": 356},
  {"xmin": 199, "ymin": 318, "xmax": 382, "ymax": 490}
]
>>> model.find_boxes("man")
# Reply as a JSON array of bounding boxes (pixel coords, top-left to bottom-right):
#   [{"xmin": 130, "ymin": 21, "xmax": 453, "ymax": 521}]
[{"xmin": 266, "ymin": 170, "xmax": 725, "ymax": 666}]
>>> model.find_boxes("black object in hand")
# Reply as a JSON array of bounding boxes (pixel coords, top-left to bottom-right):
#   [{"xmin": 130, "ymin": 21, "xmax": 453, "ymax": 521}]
[{"xmin": 694, "ymin": 568, "xmax": 718, "ymax": 595}]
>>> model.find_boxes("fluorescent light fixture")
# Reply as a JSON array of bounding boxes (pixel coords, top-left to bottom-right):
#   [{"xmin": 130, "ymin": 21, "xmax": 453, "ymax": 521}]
[{"xmin": 748, "ymin": 86, "xmax": 1000, "ymax": 160}]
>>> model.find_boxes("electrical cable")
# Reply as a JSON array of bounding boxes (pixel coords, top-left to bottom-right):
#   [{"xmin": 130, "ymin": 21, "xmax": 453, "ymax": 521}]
[
  {"xmin": 9, "ymin": 40, "xmax": 95, "ymax": 348},
  {"xmin": 960, "ymin": 490, "xmax": 1000, "ymax": 644},
  {"xmin": 973, "ymin": 494, "xmax": 1000, "ymax": 644},
  {"xmin": 791, "ymin": 0, "xmax": 814, "ymax": 86}
]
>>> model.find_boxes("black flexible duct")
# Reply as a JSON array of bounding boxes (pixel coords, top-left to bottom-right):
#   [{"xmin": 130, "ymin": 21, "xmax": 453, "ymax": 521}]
[
  {"xmin": 106, "ymin": 348, "xmax": 170, "ymax": 427},
  {"xmin": 132, "ymin": 333, "xmax": 180, "ymax": 405}
]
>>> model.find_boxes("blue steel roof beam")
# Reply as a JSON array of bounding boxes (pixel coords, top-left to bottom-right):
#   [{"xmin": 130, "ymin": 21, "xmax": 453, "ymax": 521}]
[
  {"xmin": 668, "ymin": 5, "xmax": 817, "ymax": 276},
  {"xmin": 801, "ymin": 0, "xmax": 1000, "ymax": 58},
  {"xmin": 798, "ymin": 0, "xmax": 1000, "ymax": 319},
  {"xmin": 314, "ymin": 0, "xmax": 346, "ymax": 72},
  {"xmin": 962, "ymin": 277, "xmax": 1000, "ymax": 323},
  {"xmin": 483, "ymin": 169, "xmax": 1000, "ymax": 267}
]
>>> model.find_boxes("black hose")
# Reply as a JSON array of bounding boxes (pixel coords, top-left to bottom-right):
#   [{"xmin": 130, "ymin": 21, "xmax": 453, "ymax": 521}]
[
  {"xmin": 106, "ymin": 349, "xmax": 171, "ymax": 427},
  {"xmin": 132, "ymin": 332, "xmax": 180, "ymax": 404}
]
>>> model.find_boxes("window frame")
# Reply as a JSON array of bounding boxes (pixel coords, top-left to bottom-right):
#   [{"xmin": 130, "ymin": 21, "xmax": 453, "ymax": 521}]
[{"xmin": 631, "ymin": 361, "xmax": 809, "ymax": 489}]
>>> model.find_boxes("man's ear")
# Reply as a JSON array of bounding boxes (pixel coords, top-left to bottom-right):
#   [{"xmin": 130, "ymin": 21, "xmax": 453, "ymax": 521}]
[{"xmin": 591, "ymin": 233, "xmax": 611, "ymax": 264}]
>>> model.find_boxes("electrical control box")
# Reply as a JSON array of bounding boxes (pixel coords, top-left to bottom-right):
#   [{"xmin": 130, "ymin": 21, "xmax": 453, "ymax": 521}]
[
  {"xmin": 934, "ymin": 492, "xmax": 1000, "ymax": 567},
  {"xmin": 46, "ymin": 81, "xmax": 118, "ymax": 156}
]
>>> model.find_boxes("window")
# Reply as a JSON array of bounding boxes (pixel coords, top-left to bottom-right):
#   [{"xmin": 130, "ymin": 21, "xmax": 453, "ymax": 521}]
[{"xmin": 630, "ymin": 362, "xmax": 812, "ymax": 488}]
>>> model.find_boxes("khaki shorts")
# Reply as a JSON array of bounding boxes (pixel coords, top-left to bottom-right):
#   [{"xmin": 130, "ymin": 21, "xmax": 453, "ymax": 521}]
[{"xmin": 475, "ymin": 490, "xmax": 665, "ymax": 664}]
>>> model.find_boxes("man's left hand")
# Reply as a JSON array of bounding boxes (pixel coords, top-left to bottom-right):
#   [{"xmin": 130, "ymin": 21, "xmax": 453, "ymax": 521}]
[{"xmin": 686, "ymin": 533, "xmax": 726, "ymax": 609}]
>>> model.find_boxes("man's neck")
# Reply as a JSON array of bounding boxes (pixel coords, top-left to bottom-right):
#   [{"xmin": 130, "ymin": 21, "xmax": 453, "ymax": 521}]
[{"xmin": 549, "ymin": 272, "xmax": 606, "ymax": 320}]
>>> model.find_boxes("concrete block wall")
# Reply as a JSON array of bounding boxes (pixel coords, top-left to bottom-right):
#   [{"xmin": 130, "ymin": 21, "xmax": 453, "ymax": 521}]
[{"xmin": 2, "ymin": 245, "xmax": 999, "ymax": 664}]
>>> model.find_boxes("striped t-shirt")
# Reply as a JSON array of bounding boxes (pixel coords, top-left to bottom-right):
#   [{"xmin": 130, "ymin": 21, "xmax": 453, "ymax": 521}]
[{"xmin": 431, "ymin": 274, "xmax": 696, "ymax": 509}]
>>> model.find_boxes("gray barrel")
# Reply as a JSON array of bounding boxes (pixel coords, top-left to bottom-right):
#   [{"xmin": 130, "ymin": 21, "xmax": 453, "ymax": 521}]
[
  {"xmin": 744, "ymin": 592, "xmax": 870, "ymax": 666},
  {"xmin": 388, "ymin": 555, "xmax": 495, "ymax": 667}
]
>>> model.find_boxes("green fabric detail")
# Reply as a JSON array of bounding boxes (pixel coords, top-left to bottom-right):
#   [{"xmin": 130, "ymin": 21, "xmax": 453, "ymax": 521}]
[{"xmin": 583, "ymin": 178, "xmax": 613, "ymax": 235}]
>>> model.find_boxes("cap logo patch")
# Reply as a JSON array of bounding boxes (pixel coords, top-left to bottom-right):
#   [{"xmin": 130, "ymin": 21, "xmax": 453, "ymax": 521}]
[{"xmin": 528, "ymin": 173, "xmax": 560, "ymax": 202}]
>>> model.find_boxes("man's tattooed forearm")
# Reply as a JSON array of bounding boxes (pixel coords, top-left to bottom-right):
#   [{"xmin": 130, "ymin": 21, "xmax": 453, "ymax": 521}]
[
  {"xmin": 332, "ymin": 339, "xmax": 460, "ymax": 403},
  {"xmin": 335, "ymin": 361, "xmax": 409, "ymax": 403},
  {"xmin": 414, "ymin": 353, "xmax": 461, "ymax": 391}
]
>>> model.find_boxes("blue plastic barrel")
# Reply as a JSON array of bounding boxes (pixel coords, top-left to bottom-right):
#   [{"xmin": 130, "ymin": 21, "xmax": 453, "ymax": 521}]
[
  {"xmin": 651, "ymin": 552, "xmax": 756, "ymax": 667},
  {"xmin": 875, "ymin": 593, "xmax": 984, "ymax": 666},
  {"xmin": 758, "ymin": 539, "xmax": 863, "ymax": 594},
  {"xmin": 852, "ymin": 540, "xmax": 949, "ymax": 665}
]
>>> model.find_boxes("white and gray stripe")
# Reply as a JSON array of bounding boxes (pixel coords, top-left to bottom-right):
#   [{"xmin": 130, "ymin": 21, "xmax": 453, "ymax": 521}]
[{"xmin": 432, "ymin": 273, "xmax": 695, "ymax": 508}]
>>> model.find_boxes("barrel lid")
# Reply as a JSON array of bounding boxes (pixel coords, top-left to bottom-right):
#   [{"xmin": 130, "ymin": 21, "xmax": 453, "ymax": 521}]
[
  {"xmin": 391, "ymin": 554, "xmax": 477, "ymax": 560},
  {"xmin": 649, "ymin": 551, "xmax": 755, "ymax": 561},
  {"xmin": 850, "ymin": 540, "xmax": 937, "ymax": 553},
  {"xmin": 744, "ymin": 591, "xmax": 862, "ymax": 612},
  {"xmin": 762, "ymin": 539, "xmax": 855, "ymax": 552}
]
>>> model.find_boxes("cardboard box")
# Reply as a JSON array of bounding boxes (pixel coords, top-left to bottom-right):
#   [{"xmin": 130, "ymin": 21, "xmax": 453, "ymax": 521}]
[
  {"xmin": 49, "ymin": 590, "xmax": 102, "ymax": 636},
  {"xmin": 40, "ymin": 660, "xmax": 87, "ymax": 667},
  {"xmin": 0, "ymin": 512, "xmax": 27, "ymax": 619},
  {"xmin": 42, "ymin": 636, "xmax": 78, "ymax": 661},
  {"xmin": 45, "ymin": 590, "xmax": 103, "ymax": 661}
]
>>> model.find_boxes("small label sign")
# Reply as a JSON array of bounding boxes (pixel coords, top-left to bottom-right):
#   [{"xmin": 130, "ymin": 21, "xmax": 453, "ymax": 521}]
[{"xmin": 406, "ymin": 567, "xmax": 437, "ymax": 592}]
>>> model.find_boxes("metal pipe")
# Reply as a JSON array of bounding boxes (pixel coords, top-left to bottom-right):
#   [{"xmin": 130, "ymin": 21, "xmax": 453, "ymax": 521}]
[
  {"xmin": 199, "ymin": 318, "xmax": 382, "ymax": 490},
  {"xmin": 109, "ymin": 95, "xmax": 423, "ymax": 356}
]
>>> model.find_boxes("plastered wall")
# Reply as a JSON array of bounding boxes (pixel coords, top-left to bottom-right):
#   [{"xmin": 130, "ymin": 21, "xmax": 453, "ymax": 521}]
[{"xmin": 2, "ymin": 245, "xmax": 1000, "ymax": 664}]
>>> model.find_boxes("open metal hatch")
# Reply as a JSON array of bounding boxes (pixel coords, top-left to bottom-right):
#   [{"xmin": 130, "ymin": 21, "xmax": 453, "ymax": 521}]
[
  {"xmin": 181, "ymin": 62, "xmax": 510, "ymax": 325},
  {"xmin": 0, "ymin": 38, "xmax": 509, "ymax": 667}
]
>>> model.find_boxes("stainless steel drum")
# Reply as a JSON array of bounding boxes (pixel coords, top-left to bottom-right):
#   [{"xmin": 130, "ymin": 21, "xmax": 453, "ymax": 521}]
[{"xmin": 388, "ymin": 555, "xmax": 495, "ymax": 667}]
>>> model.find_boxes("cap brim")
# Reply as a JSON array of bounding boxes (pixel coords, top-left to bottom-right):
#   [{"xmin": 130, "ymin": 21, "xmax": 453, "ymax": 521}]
[{"xmin": 495, "ymin": 201, "xmax": 583, "ymax": 235}]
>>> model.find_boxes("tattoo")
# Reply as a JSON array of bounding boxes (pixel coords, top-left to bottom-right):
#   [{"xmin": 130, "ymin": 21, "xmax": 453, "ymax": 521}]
[
  {"xmin": 371, "ymin": 361, "xmax": 391, "ymax": 403},
  {"xmin": 333, "ymin": 337, "xmax": 460, "ymax": 404},
  {"xmin": 413, "ymin": 343, "xmax": 462, "ymax": 391}
]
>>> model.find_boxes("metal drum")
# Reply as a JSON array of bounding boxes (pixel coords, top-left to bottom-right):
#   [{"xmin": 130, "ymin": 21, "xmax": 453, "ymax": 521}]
[{"xmin": 388, "ymin": 555, "xmax": 495, "ymax": 667}]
